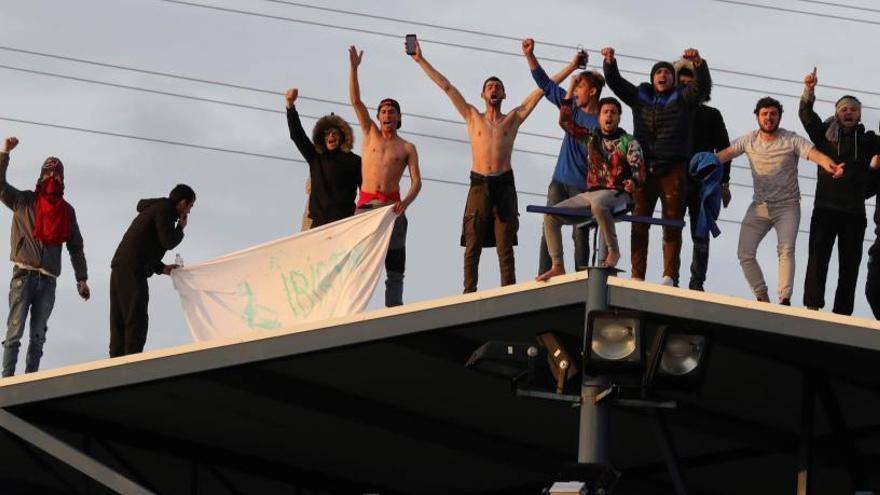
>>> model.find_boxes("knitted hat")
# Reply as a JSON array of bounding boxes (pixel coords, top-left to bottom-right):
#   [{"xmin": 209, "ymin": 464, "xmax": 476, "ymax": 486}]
[
  {"xmin": 650, "ymin": 61, "xmax": 675, "ymax": 82},
  {"xmin": 835, "ymin": 95, "xmax": 861, "ymax": 112}
]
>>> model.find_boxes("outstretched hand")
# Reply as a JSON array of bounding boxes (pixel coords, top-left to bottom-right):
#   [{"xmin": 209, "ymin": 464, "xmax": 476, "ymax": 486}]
[
  {"xmin": 804, "ymin": 67, "xmax": 818, "ymax": 90},
  {"xmin": 285, "ymin": 88, "xmax": 298, "ymax": 109},
  {"xmin": 349, "ymin": 45, "xmax": 364, "ymax": 68},
  {"xmin": 521, "ymin": 38, "xmax": 535, "ymax": 57},
  {"xmin": 682, "ymin": 48, "xmax": 702, "ymax": 65},
  {"xmin": 601, "ymin": 47, "xmax": 615, "ymax": 64},
  {"xmin": 3, "ymin": 136, "xmax": 18, "ymax": 153}
]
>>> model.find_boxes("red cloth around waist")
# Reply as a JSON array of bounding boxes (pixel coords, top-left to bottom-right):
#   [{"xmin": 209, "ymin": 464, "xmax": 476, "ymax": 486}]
[{"xmin": 357, "ymin": 190, "xmax": 401, "ymax": 208}]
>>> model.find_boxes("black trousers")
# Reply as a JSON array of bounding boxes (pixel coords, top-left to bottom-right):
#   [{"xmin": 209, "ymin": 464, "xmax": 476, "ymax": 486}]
[
  {"xmin": 109, "ymin": 265, "xmax": 150, "ymax": 357},
  {"xmin": 685, "ymin": 175, "xmax": 709, "ymax": 290},
  {"xmin": 803, "ymin": 208, "xmax": 866, "ymax": 315},
  {"xmin": 866, "ymin": 243, "xmax": 880, "ymax": 319}
]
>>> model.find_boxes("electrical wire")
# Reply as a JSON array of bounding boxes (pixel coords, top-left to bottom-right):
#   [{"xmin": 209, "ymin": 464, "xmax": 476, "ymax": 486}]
[
  {"xmin": 711, "ymin": 0, "xmax": 880, "ymax": 26},
  {"xmin": 0, "ymin": 61, "xmax": 828, "ymax": 183},
  {"xmin": 793, "ymin": 0, "xmax": 880, "ymax": 13},
  {"xmin": 257, "ymin": 0, "xmax": 880, "ymax": 98}
]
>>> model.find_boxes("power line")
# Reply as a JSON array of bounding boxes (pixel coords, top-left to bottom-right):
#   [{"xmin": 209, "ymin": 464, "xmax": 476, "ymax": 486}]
[
  {"xmin": 793, "ymin": 0, "xmax": 880, "ymax": 13},
  {"xmin": 0, "ymin": 46, "xmax": 558, "ymax": 141},
  {"xmin": 258, "ymin": 0, "xmax": 880, "ymax": 99},
  {"xmin": 0, "ymin": 115, "xmax": 543, "ymax": 198},
  {"xmin": 0, "ymin": 61, "xmax": 826, "ymax": 183},
  {"xmin": 2, "ymin": 114, "xmax": 874, "ymax": 244},
  {"xmin": 153, "ymin": 0, "xmax": 880, "ymax": 111},
  {"xmin": 711, "ymin": 0, "xmax": 880, "ymax": 26}
]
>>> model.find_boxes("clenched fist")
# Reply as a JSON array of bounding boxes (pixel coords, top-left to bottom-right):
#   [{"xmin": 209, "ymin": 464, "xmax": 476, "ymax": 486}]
[
  {"xmin": 285, "ymin": 88, "xmax": 298, "ymax": 109},
  {"xmin": 3, "ymin": 137, "xmax": 18, "ymax": 153}
]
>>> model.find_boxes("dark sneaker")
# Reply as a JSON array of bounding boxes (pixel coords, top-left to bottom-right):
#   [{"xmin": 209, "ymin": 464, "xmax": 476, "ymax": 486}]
[{"xmin": 780, "ymin": 298, "xmax": 791, "ymax": 306}]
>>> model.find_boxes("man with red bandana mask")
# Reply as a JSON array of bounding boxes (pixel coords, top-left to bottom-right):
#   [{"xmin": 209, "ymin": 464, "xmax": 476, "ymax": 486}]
[{"xmin": 0, "ymin": 136, "xmax": 89, "ymax": 377}]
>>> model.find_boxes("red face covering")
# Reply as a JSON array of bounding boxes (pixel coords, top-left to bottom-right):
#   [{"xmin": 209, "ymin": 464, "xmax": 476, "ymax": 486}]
[{"xmin": 33, "ymin": 177, "xmax": 70, "ymax": 245}]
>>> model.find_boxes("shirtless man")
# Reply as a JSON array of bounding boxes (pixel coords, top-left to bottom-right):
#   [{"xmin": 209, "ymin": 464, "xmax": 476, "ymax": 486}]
[
  {"xmin": 411, "ymin": 39, "xmax": 544, "ymax": 293},
  {"xmin": 349, "ymin": 45, "xmax": 421, "ymax": 307}
]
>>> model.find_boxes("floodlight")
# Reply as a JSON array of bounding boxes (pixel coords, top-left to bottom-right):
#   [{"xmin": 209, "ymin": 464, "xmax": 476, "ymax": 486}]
[
  {"xmin": 537, "ymin": 332, "xmax": 579, "ymax": 393},
  {"xmin": 465, "ymin": 341, "xmax": 541, "ymax": 379},
  {"xmin": 584, "ymin": 310, "xmax": 645, "ymax": 375},
  {"xmin": 659, "ymin": 334, "xmax": 707, "ymax": 376}
]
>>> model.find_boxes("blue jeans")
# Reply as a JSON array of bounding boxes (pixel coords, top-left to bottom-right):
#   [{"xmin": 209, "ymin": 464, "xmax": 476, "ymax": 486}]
[
  {"xmin": 538, "ymin": 181, "xmax": 589, "ymax": 274},
  {"xmin": 2, "ymin": 268, "xmax": 57, "ymax": 377}
]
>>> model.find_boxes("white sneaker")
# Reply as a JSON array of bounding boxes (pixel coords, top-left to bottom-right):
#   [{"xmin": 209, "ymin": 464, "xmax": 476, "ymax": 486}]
[{"xmin": 660, "ymin": 276, "xmax": 674, "ymax": 286}]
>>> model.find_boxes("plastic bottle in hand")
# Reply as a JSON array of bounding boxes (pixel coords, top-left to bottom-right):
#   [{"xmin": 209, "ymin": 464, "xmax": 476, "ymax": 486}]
[{"xmin": 174, "ymin": 253, "xmax": 184, "ymax": 268}]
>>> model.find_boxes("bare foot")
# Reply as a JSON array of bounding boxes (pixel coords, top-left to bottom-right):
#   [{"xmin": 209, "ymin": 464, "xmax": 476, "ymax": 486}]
[
  {"xmin": 603, "ymin": 249, "xmax": 620, "ymax": 268},
  {"xmin": 536, "ymin": 264, "xmax": 566, "ymax": 282}
]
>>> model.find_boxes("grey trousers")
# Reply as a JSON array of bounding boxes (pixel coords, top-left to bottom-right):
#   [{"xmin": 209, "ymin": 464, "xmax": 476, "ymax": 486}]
[
  {"xmin": 544, "ymin": 189, "xmax": 630, "ymax": 267},
  {"xmin": 737, "ymin": 200, "xmax": 800, "ymax": 301}
]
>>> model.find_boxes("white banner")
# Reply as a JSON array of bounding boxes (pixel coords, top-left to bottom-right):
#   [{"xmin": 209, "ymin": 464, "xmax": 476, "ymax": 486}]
[{"xmin": 172, "ymin": 206, "xmax": 398, "ymax": 342}]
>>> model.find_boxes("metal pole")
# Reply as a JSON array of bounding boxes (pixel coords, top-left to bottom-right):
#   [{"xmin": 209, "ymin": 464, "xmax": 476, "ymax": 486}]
[
  {"xmin": 579, "ymin": 266, "xmax": 611, "ymax": 464},
  {"xmin": 797, "ymin": 374, "xmax": 814, "ymax": 495}
]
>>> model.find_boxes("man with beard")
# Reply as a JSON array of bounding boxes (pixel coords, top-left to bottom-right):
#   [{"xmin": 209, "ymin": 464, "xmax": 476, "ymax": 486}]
[
  {"xmin": 110, "ymin": 184, "xmax": 194, "ymax": 356},
  {"xmin": 799, "ymin": 68, "xmax": 880, "ymax": 315},
  {"xmin": 675, "ymin": 63, "xmax": 732, "ymax": 291},
  {"xmin": 285, "ymin": 87, "xmax": 362, "ymax": 228},
  {"xmin": 603, "ymin": 47, "xmax": 710, "ymax": 286},
  {"xmin": 522, "ymin": 38, "xmax": 604, "ymax": 276},
  {"xmin": 349, "ymin": 46, "xmax": 421, "ymax": 307},
  {"xmin": 716, "ymin": 97, "xmax": 843, "ymax": 305},
  {"xmin": 0, "ymin": 136, "xmax": 89, "ymax": 376},
  {"xmin": 411, "ymin": 39, "xmax": 544, "ymax": 293},
  {"xmin": 537, "ymin": 96, "xmax": 644, "ymax": 281}
]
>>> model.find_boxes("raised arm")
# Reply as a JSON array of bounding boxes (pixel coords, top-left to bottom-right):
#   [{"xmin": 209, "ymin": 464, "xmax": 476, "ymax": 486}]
[
  {"xmin": 799, "ymin": 67, "xmax": 826, "ymax": 144},
  {"xmin": 285, "ymin": 88, "xmax": 317, "ymax": 163},
  {"xmin": 602, "ymin": 47, "xmax": 638, "ymax": 106},
  {"xmin": 0, "ymin": 137, "xmax": 25, "ymax": 211},
  {"xmin": 715, "ymin": 145, "xmax": 738, "ymax": 166},
  {"xmin": 410, "ymin": 40, "xmax": 475, "ymax": 121},
  {"xmin": 559, "ymin": 92, "xmax": 590, "ymax": 140},
  {"xmin": 680, "ymin": 48, "xmax": 711, "ymax": 106},
  {"xmin": 524, "ymin": 38, "xmax": 579, "ymax": 107},
  {"xmin": 395, "ymin": 142, "xmax": 422, "ymax": 215},
  {"xmin": 514, "ymin": 88, "xmax": 545, "ymax": 122},
  {"xmin": 349, "ymin": 45, "xmax": 377, "ymax": 134}
]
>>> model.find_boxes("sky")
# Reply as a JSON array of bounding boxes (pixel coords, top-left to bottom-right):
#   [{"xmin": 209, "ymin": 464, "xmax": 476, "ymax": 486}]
[{"xmin": 1, "ymin": 0, "xmax": 878, "ymax": 372}]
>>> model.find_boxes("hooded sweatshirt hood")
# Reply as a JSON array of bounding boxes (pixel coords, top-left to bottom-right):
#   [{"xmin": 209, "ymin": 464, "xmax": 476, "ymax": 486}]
[
  {"xmin": 312, "ymin": 114, "xmax": 354, "ymax": 154},
  {"xmin": 137, "ymin": 197, "xmax": 171, "ymax": 214},
  {"xmin": 674, "ymin": 58, "xmax": 711, "ymax": 102}
]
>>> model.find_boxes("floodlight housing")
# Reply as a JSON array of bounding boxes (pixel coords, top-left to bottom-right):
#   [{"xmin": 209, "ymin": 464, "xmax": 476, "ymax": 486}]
[
  {"xmin": 646, "ymin": 325, "xmax": 712, "ymax": 391},
  {"xmin": 465, "ymin": 341, "xmax": 541, "ymax": 379},
  {"xmin": 584, "ymin": 310, "xmax": 645, "ymax": 376}
]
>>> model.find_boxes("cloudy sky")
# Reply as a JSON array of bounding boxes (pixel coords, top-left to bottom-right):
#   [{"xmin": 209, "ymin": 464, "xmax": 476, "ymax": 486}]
[{"xmin": 1, "ymin": 0, "xmax": 878, "ymax": 372}]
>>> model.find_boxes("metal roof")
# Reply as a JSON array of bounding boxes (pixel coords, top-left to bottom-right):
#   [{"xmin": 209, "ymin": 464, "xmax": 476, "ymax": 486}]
[{"xmin": 1, "ymin": 273, "xmax": 879, "ymax": 494}]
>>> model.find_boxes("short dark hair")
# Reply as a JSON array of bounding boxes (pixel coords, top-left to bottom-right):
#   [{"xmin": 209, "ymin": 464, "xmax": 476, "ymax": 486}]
[
  {"xmin": 169, "ymin": 184, "xmax": 196, "ymax": 204},
  {"xmin": 482, "ymin": 76, "xmax": 505, "ymax": 93},
  {"xmin": 754, "ymin": 97, "xmax": 783, "ymax": 116},
  {"xmin": 578, "ymin": 71, "xmax": 605, "ymax": 99},
  {"xmin": 677, "ymin": 67, "xmax": 695, "ymax": 79},
  {"xmin": 598, "ymin": 97, "xmax": 622, "ymax": 114}
]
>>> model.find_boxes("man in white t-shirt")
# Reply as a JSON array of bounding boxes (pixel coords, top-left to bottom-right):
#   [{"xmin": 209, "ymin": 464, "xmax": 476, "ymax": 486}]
[{"xmin": 717, "ymin": 97, "xmax": 843, "ymax": 305}]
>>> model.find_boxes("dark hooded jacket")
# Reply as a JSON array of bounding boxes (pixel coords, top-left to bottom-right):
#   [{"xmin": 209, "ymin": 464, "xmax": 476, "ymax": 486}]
[
  {"xmin": 111, "ymin": 198, "xmax": 183, "ymax": 278},
  {"xmin": 287, "ymin": 108, "xmax": 362, "ymax": 227},
  {"xmin": 604, "ymin": 58, "xmax": 711, "ymax": 171},
  {"xmin": 799, "ymin": 95, "xmax": 880, "ymax": 215}
]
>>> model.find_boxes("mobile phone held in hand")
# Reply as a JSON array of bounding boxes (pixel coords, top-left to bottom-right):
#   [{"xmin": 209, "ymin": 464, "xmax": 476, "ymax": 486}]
[
  {"xmin": 405, "ymin": 34, "xmax": 417, "ymax": 55},
  {"xmin": 576, "ymin": 45, "xmax": 587, "ymax": 69}
]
